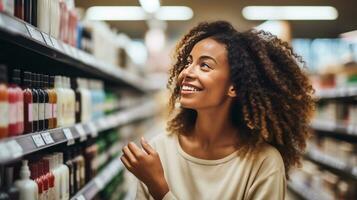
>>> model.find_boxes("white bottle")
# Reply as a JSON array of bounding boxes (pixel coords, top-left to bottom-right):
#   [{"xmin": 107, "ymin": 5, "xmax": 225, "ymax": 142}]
[
  {"xmin": 78, "ymin": 78, "xmax": 91, "ymax": 123},
  {"xmin": 55, "ymin": 76, "xmax": 65, "ymax": 127},
  {"xmin": 14, "ymin": 160, "xmax": 38, "ymax": 200},
  {"xmin": 55, "ymin": 153, "xmax": 70, "ymax": 200}
]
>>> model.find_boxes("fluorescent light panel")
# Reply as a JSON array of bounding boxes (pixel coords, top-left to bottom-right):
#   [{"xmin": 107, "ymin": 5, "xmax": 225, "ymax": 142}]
[
  {"xmin": 86, "ymin": 6, "xmax": 193, "ymax": 21},
  {"xmin": 242, "ymin": 6, "xmax": 338, "ymax": 20},
  {"xmin": 139, "ymin": 0, "xmax": 160, "ymax": 13}
]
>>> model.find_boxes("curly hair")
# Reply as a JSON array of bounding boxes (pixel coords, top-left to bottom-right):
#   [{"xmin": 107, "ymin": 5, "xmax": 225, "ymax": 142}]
[{"xmin": 166, "ymin": 21, "xmax": 315, "ymax": 178}]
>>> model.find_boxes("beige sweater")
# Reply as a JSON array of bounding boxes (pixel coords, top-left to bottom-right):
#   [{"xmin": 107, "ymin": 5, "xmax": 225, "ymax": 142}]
[{"xmin": 136, "ymin": 133, "xmax": 286, "ymax": 200}]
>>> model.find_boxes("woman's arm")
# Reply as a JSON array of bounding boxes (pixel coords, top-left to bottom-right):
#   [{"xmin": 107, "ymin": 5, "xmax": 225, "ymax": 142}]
[{"xmin": 121, "ymin": 137, "xmax": 171, "ymax": 200}]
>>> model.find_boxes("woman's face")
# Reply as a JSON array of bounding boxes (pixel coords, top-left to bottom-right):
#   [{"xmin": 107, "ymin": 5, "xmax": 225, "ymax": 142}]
[{"xmin": 178, "ymin": 37, "xmax": 236, "ymax": 110}]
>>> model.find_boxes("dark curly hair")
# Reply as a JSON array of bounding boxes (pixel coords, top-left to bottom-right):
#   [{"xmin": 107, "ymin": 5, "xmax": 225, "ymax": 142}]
[{"xmin": 166, "ymin": 21, "xmax": 315, "ymax": 178}]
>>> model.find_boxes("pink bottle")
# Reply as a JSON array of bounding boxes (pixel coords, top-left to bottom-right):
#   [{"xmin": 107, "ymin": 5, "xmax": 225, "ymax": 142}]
[{"xmin": 8, "ymin": 69, "xmax": 24, "ymax": 136}]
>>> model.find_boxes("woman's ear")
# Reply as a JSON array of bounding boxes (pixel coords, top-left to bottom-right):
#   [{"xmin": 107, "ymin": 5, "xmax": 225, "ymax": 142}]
[{"xmin": 227, "ymin": 85, "xmax": 237, "ymax": 97}]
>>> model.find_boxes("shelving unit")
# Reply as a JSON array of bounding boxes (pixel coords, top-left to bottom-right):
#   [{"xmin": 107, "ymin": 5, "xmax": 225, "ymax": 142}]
[
  {"xmin": 287, "ymin": 182, "xmax": 331, "ymax": 200},
  {"xmin": 310, "ymin": 120, "xmax": 357, "ymax": 143},
  {"xmin": 315, "ymin": 87, "xmax": 357, "ymax": 100},
  {"xmin": 0, "ymin": 100, "xmax": 157, "ymax": 165},
  {"xmin": 71, "ymin": 154, "xmax": 124, "ymax": 200},
  {"xmin": 0, "ymin": 12, "xmax": 148, "ymax": 93},
  {"xmin": 305, "ymin": 150, "xmax": 357, "ymax": 181}
]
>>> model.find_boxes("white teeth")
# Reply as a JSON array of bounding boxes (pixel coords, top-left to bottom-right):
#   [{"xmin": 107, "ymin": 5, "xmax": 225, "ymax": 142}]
[{"xmin": 182, "ymin": 85, "xmax": 200, "ymax": 91}]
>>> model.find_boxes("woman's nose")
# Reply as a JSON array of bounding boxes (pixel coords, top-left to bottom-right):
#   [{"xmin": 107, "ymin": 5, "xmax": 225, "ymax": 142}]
[{"xmin": 182, "ymin": 64, "xmax": 197, "ymax": 79}]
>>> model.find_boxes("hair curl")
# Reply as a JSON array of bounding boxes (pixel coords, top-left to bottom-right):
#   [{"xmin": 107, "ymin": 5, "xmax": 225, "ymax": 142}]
[{"xmin": 166, "ymin": 21, "xmax": 315, "ymax": 178}]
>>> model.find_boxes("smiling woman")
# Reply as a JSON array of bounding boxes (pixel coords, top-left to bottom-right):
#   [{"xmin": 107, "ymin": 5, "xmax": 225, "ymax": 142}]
[{"xmin": 120, "ymin": 21, "xmax": 315, "ymax": 200}]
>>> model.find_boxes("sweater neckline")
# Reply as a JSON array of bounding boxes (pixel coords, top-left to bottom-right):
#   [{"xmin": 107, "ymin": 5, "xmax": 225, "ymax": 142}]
[{"xmin": 174, "ymin": 134, "xmax": 239, "ymax": 165}]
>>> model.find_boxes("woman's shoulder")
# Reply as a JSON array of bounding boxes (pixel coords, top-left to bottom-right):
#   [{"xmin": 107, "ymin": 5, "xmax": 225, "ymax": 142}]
[{"xmin": 252, "ymin": 143, "xmax": 285, "ymax": 174}]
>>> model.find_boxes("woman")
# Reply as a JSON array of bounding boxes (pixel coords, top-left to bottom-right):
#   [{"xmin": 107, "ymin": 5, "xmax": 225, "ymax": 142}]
[{"xmin": 120, "ymin": 21, "xmax": 315, "ymax": 200}]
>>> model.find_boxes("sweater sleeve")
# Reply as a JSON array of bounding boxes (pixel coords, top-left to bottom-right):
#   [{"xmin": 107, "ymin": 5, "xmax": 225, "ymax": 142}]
[
  {"xmin": 245, "ymin": 169, "xmax": 286, "ymax": 200},
  {"xmin": 135, "ymin": 180, "xmax": 179, "ymax": 200}
]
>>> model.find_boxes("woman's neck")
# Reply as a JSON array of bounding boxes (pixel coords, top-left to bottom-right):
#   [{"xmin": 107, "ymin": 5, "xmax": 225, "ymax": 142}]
[{"xmin": 192, "ymin": 100, "xmax": 238, "ymax": 149}]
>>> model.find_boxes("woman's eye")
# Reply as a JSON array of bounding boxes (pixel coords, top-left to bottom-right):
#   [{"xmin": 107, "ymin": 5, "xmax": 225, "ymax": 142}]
[{"xmin": 201, "ymin": 63, "xmax": 211, "ymax": 69}]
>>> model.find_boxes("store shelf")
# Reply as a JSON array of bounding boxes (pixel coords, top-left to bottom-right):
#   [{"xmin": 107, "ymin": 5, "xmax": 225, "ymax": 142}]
[
  {"xmin": 310, "ymin": 120, "xmax": 357, "ymax": 143},
  {"xmin": 305, "ymin": 150, "xmax": 357, "ymax": 181},
  {"xmin": 287, "ymin": 182, "xmax": 331, "ymax": 200},
  {"xmin": 0, "ymin": 100, "xmax": 157, "ymax": 164},
  {"xmin": 71, "ymin": 154, "xmax": 124, "ymax": 200},
  {"xmin": 315, "ymin": 86, "xmax": 357, "ymax": 100},
  {"xmin": 0, "ymin": 12, "xmax": 147, "ymax": 93}
]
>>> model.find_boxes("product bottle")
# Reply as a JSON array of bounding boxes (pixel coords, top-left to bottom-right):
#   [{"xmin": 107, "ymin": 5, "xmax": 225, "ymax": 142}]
[
  {"xmin": 8, "ymin": 69, "xmax": 24, "ymax": 136},
  {"xmin": 29, "ymin": 162, "xmax": 43, "ymax": 200},
  {"xmin": 14, "ymin": 0, "xmax": 24, "ymax": 20},
  {"xmin": 37, "ymin": 74, "xmax": 45, "ymax": 131},
  {"xmin": 72, "ymin": 148, "xmax": 80, "ymax": 193},
  {"xmin": 22, "ymin": 72, "xmax": 33, "ymax": 134},
  {"xmin": 31, "ymin": 0, "xmax": 37, "ymax": 27},
  {"xmin": 81, "ymin": 79, "xmax": 91, "ymax": 122},
  {"xmin": 14, "ymin": 160, "xmax": 38, "ymax": 200},
  {"xmin": 5, "ymin": 167, "xmax": 19, "ymax": 200},
  {"xmin": 44, "ymin": 155, "xmax": 60, "ymax": 200},
  {"xmin": 42, "ymin": 75, "xmax": 49, "ymax": 130},
  {"xmin": 0, "ymin": 167, "xmax": 10, "ymax": 200},
  {"xmin": 71, "ymin": 78, "xmax": 81, "ymax": 123},
  {"xmin": 39, "ymin": 160, "xmax": 49, "ymax": 200},
  {"xmin": 0, "ymin": 65, "xmax": 9, "ymax": 139},
  {"xmin": 64, "ymin": 150, "xmax": 74, "ymax": 196},
  {"xmin": 55, "ymin": 153, "xmax": 69, "ymax": 200},
  {"xmin": 75, "ymin": 147, "xmax": 85, "ymax": 189},
  {"xmin": 31, "ymin": 73, "xmax": 39, "ymax": 132},
  {"xmin": 48, "ymin": 76, "xmax": 57, "ymax": 129},
  {"xmin": 54, "ymin": 76, "xmax": 64, "ymax": 128},
  {"xmin": 23, "ymin": 0, "xmax": 32, "ymax": 23},
  {"xmin": 43, "ymin": 159, "xmax": 55, "ymax": 200}
]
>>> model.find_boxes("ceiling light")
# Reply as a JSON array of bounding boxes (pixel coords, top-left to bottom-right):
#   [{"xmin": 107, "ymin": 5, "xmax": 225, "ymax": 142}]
[
  {"xmin": 139, "ymin": 0, "xmax": 160, "ymax": 13},
  {"xmin": 86, "ymin": 6, "xmax": 146, "ymax": 21},
  {"xmin": 86, "ymin": 6, "xmax": 193, "ymax": 21},
  {"xmin": 242, "ymin": 6, "xmax": 338, "ymax": 20},
  {"xmin": 156, "ymin": 6, "xmax": 193, "ymax": 21}
]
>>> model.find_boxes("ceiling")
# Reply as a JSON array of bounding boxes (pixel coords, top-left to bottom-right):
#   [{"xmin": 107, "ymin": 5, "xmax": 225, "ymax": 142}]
[{"xmin": 75, "ymin": 0, "xmax": 357, "ymax": 40}]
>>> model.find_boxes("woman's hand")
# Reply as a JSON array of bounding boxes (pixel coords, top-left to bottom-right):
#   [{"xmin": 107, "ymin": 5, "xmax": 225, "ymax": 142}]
[{"xmin": 121, "ymin": 137, "xmax": 169, "ymax": 200}]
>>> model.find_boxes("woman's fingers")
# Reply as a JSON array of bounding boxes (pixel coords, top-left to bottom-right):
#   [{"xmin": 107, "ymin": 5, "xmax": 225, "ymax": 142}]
[
  {"xmin": 141, "ymin": 137, "xmax": 155, "ymax": 155},
  {"xmin": 122, "ymin": 145, "xmax": 136, "ymax": 163},
  {"xmin": 120, "ymin": 155, "xmax": 132, "ymax": 169},
  {"xmin": 128, "ymin": 142, "xmax": 144, "ymax": 158}
]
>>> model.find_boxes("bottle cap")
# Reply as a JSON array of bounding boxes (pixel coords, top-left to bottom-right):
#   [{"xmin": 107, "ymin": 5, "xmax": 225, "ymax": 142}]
[{"xmin": 20, "ymin": 160, "xmax": 31, "ymax": 179}]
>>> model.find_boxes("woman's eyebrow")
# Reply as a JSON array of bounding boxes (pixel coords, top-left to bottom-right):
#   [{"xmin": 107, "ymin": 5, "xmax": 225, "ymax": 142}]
[{"xmin": 199, "ymin": 55, "xmax": 217, "ymax": 64}]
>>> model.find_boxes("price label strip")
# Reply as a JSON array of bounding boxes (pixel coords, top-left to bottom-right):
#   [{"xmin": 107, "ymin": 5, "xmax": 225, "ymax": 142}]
[
  {"xmin": 75, "ymin": 124, "xmax": 87, "ymax": 142},
  {"xmin": 32, "ymin": 134, "xmax": 46, "ymax": 147},
  {"xmin": 0, "ymin": 142, "xmax": 11, "ymax": 161},
  {"xmin": 75, "ymin": 195, "xmax": 86, "ymax": 200},
  {"xmin": 41, "ymin": 32, "xmax": 54, "ymax": 47},
  {"xmin": 50, "ymin": 36, "xmax": 63, "ymax": 52},
  {"xmin": 26, "ymin": 24, "xmax": 45, "ymax": 44},
  {"xmin": 63, "ymin": 128, "xmax": 75, "ymax": 146},
  {"xmin": 88, "ymin": 122, "xmax": 98, "ymax": 138},
  {"xmin": 41, "ymin": 132, "xmax": 55, "ymax": 144},
  {"xmin": 6, "ymin": 140, "xmax": 23, "ymax": 159}
]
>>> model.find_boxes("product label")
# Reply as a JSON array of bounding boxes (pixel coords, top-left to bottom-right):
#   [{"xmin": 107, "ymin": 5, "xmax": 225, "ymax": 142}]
[
  {"xmin": 53, "ymin": 104, "xmax": 57, "ymax": 118},
  {"xmin": 17, "ymin": 101, "xmax": 24, "ymax": 123},
  {"xmin": 45, "ymin": 103, "xmax": 52, "ymax": 119},
  {"xmin": 9, "ymin": 103, "xmax": 17, "ymax": 124},
  {"xmin": 0, "ymin": 102, "xmax": 9, "ymax": 127},
  {"xmin": 32, "ymin": 103, "xmax": 38, "ymax": 121},
  {"xmin": 39, "ymin": 103, "xmax": 45, "ymax": 120},
  {"xmin": 28, "ymin": 103, "xmax": 33, "ymax": 122}
]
